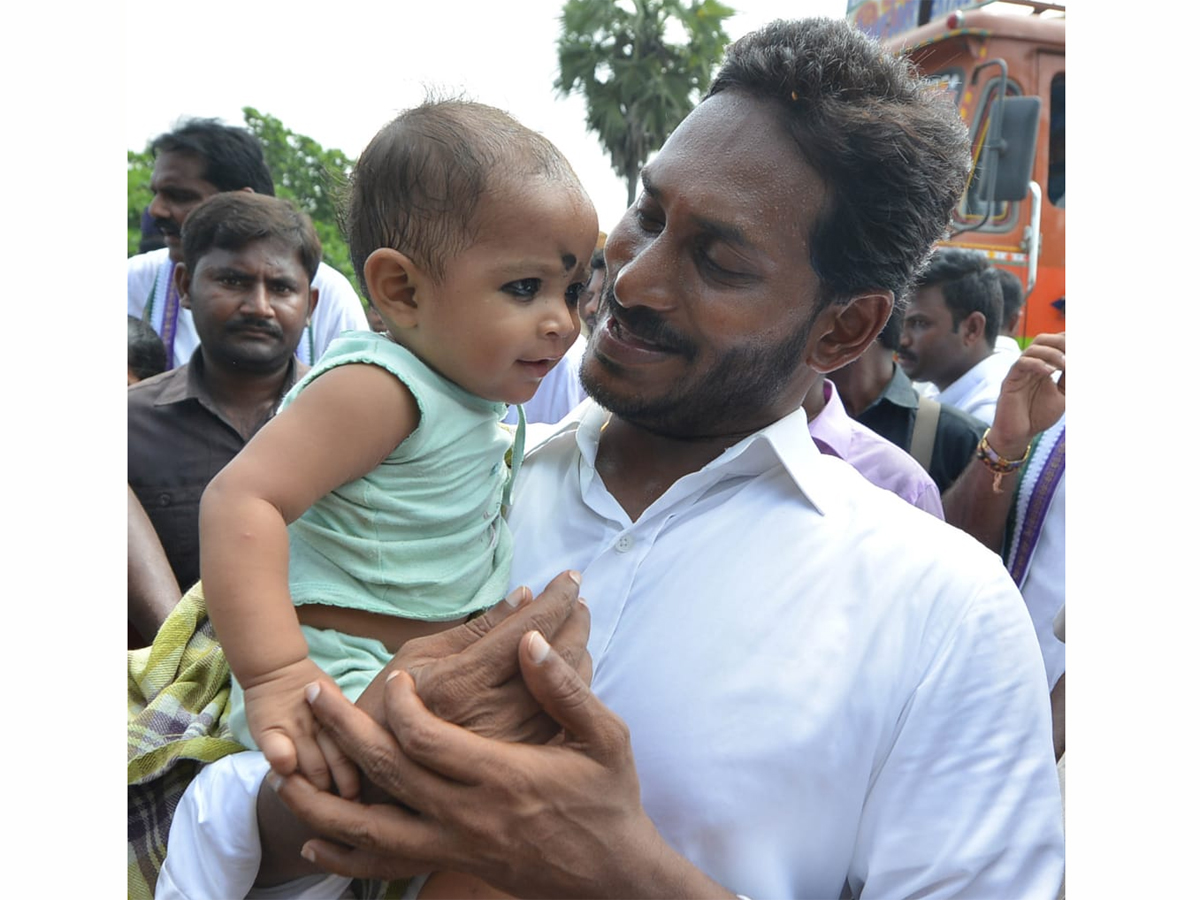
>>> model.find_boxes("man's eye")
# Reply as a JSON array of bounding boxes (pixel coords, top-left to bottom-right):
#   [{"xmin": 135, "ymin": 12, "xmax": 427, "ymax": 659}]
[
  {"xmin": 698, "ymin": 252, "xmax": 735, "ymax": 277},
  {"xmin": 502, "ymin": 278, "xmax": 541, "ymax": 298},
  {"xmin": 565, "ymin": 282, "xmax": 586, "ymax": 306},
  {"xmin": 635, "ymin": 207, "xmax": 663, "ymax": 233}
]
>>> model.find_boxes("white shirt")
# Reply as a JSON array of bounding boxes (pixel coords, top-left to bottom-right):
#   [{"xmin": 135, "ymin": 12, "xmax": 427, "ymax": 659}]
[
  {"xmin": 931, "ymin": 350, "xmax": 1013, "ymax": 425},
  {"xmin": 128, "ymin": 247, "xmax": 368, "ymax": 368},
  {"xmin": 507, "ymin": 400, "xmax": 1064, "ymax": 899},
  {"xmin": 160, "ymin": 400, "xmax": 1064, "ymax": 900},
  {"xmin": 993, "ymin": 333, "xmax": 1022, "ymax": 368},
  {"xmin": 502, "ymin": 333, "xmax": 588, "ymax": 426}
]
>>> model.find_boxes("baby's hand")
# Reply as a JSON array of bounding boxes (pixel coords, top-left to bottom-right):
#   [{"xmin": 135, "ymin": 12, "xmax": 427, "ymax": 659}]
[{"xmin": 242, "ymin": 658, "xmax": 361, "ymax": 800}]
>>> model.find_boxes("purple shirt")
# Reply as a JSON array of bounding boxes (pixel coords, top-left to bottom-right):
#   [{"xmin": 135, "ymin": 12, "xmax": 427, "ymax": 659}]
[{"xmin": 808, "ymin": 380, "xmax": 944, "ymax": 519}]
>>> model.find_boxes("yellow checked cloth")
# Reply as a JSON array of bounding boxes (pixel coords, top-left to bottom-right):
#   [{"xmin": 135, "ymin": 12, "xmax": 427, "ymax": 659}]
[{"xmin": 127, "ymin": 583, "xmax": 244, "ymax": 899}]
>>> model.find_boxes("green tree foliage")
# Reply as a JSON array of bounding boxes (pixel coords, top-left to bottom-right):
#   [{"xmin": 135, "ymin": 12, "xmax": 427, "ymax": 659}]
[
  {"xmin": 126, "ymin": 109, "xmax": 361, "ymax": 303},
  {"xmin": 241, "ymin": 107, "xmax": 357, "ymax": 291},
  {"xmin": 555, "ymin": 0, "xmax": 734, "ymax": 205},
  {"xmin": 128, "ymin": 149, "xmax": 156, "ymax": 256}
]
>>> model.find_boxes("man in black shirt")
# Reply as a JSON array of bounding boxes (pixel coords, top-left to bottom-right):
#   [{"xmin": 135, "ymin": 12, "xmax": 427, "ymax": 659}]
[{"xmin": 128, "ymin": 193, "xmax": 320, "ymax": 637}]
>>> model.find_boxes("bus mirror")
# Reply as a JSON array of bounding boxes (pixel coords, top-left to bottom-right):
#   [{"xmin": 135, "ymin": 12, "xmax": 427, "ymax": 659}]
[{"xmin": 991, "ymin": 96, "xmax": 1041, "ymax": 201}]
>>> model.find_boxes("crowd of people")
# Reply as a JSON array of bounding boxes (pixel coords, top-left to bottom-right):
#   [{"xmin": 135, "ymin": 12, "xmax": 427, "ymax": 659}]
[{"xmin": 128, "ymin": 15, "xmax": 1066, "ymax": 900}]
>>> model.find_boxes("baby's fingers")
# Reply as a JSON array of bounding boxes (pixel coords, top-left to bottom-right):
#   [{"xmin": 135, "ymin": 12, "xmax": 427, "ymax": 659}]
[
  {"xmin": 317, "ymin": 728, "xmax": 361, "ymax": 801},
  {"xmin": 260, "ymin": 729, "xmax": 298, "ymax": 778},
  {"xmin": 294, "ymin": 731, "xmax": 334, "ymax": 792}
]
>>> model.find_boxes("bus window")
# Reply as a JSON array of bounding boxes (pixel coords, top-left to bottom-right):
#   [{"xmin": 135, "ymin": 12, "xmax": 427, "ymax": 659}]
[
  {"xmin": 1048, "ymin": 72, "xmax": 1065, "ymax": 207},
  {"xmin": 958, "ymin": 75, "xmax": 1022, "ymax": 230}
]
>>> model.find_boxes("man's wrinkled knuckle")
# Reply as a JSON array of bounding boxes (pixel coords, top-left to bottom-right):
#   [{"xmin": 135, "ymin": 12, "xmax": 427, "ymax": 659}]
[
  {"xmin": 356, "ymin": 742, "xmax": 404, "ymax": 791},
  {"xmin": 423, "ymin": 676, "xmax": 481, "ymax": 723},
  {"xmin": 397, "ymin": 717, "xmax": 443, "ymax": 761},
  {"xmin": 338, "ymin": 816, "xmax": 388, "ymax": 855},
  {"xmin": 550, "ymin": 668, "xmax": 594, "ymax": 715},
  {"xmin": 597, "ymin": 714, "xmax": 633, "ymax": 758}
]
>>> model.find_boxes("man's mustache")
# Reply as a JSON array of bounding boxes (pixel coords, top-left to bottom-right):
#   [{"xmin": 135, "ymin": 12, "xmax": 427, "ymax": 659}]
[
  {"xmin": 155, "ymin": 218, "xmax": 180, "ymax": 237},
  {"xmin": 225, "ymin": 317, "xmax": 283, "ymax": 339},
  {"xmin": 598, "ymin": 281, "xmax": 696, "ymax": 358}
]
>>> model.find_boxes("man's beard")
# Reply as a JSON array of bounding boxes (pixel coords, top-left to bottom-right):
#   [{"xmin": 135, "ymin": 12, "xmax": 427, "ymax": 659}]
[{"xmin": 580, "ymin": 286, "xmax": 817, "ymax": 439}]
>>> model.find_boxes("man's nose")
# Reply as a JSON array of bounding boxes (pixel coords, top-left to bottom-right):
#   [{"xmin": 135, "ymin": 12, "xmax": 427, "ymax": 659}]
[
  {"xmin": 242, "ymin": 283, "xmax": 274, "ymax": 317},
  {"xmin": 146, "ymin": 193, "xmax": 170, "ymax": 224},
  {"xmin": 608, "ymin": 229, "xmax": 671, "ymax": 313}
]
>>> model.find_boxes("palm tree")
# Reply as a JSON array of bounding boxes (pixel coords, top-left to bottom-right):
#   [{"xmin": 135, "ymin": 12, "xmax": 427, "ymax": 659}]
[{"xmin": 556, "ymin": 0, "xmax": 734, "ymax": 206}]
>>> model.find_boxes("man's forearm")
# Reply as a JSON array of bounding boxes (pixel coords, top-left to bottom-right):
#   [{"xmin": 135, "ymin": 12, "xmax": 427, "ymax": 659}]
[
  {"xmin": 128, "ymin": 485, "xmax": 182, "ymax": 641},
  {"xmin": 942, "ymin": 426, "xmax": 1031, "ymax": 552}
]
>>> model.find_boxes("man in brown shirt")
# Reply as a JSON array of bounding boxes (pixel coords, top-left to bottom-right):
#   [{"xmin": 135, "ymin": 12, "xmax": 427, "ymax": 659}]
[{"xmin": 128, "ymin": 192, "xmax": 321, "ymax": 639}]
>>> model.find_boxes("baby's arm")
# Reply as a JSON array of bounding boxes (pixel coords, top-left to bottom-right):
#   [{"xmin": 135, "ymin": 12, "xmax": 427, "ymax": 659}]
[{"xmin": 200, "ymin": 363, "xmax": 419, "ymax": 789}]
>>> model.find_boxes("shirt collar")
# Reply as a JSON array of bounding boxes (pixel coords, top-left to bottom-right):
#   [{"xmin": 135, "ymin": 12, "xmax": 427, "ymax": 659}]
[
  {"xmin": 807, "ymin": 380, "xmax": 852, "ymax": 460},
  {"xmin": 875, "ymin": 363, "xmax": 920, "ymax": 411},
  {"xmin": 525, "ymin": 398, "xmax": 830, "ymax": 516},
  {"xmin": 153, "ymin": 352, "xmax": 303, "ymax": 416}
]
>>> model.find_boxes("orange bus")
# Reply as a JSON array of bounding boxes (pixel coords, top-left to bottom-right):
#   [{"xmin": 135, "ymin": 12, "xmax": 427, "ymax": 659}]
[{"xmin": 848, "ymin": 1, "xmax": 1066, "ymax": 339}]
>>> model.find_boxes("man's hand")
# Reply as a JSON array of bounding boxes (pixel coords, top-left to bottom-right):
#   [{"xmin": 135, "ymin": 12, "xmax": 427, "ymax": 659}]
[
  {"xmin": 989, "ymin": 332, "xmax": 1066, "ymax": 458},
  {"xmin": 358, "ymin": 570, "xmax": 593, "ymax": 744},
  {"xmin": 252, "ymin": 572, "xmax": 593, "ymax": 887},
  {"xmin": 274, "ymin": 630, "xmax": 729, "ymax": 899}
]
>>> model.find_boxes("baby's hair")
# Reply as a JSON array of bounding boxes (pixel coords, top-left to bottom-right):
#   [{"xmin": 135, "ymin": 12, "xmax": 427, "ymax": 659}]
[{"xmin": 344, "ymin": 98, "xmax": 584, "ymax": 299}]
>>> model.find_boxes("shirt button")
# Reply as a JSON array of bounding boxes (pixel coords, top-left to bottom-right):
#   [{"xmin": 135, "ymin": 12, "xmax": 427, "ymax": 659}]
[
  {"xmin": 157, "ymin": 492, "xmax": 171, "ymax": 507},
  {"xmin": 615, "ymin": 534, "xmax": 634, "ymax": 553}
]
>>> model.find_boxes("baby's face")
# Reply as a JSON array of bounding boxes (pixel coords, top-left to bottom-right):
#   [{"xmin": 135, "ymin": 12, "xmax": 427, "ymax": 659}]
[{"xmin": 414, "ymin": 179, "xmax": 598, "ymax": 404}]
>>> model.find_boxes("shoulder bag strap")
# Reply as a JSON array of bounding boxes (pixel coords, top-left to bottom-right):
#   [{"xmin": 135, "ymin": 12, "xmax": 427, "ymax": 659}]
[{"xmin": 911, "ymin": 396, "xmax": 940, "ymax": 473}]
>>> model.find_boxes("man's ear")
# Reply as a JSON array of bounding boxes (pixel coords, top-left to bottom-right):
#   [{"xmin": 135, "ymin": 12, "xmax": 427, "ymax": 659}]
[
  {"xmin": 306, "ymin": 286, "xmax": 319, "ymax": 323},
  {"xmin": 960, "ymin": 310, "xmax": 987, "ymax": 346},
  {"xmin": 364, "ymin": 248, "xmax": 423, "ymax": 327},
  {"xmin": 806, "ymin": 291, "xmax": 893, "ymax": 374},
  {"xmin": 174, "ymin": 262, "xmax": 193, "ymax": 311}
]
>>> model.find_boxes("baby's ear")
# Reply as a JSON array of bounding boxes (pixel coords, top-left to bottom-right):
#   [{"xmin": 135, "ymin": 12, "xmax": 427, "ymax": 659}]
[{"xmin": 364, "ymin": 249, "xmax": 423, "ymax": 326}]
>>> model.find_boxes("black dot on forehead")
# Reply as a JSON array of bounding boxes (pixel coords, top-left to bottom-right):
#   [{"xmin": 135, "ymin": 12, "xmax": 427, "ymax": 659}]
[{"xmin": 561, "ymin": 253, "xmax": 577, "ymax": 272}]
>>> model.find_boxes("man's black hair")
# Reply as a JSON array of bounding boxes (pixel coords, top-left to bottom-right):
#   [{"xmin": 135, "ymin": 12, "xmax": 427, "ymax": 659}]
[
  {"xmin": 151, "ymin": 118, "xmax": 275, "ymax": 196},
  {"xmin": 916, "ymin": 247, "xmax": 1003, "ymax": 347},
  {"xmin": 128, "ymin": 315, "xmax": 168, "ymax": 381},
  {"xmin": 181, "ymin": 192, "xmax": 321, "ymax": 282},
  {"xmin": 995, "ymin": 267, "xmax": 1026, "ymax": 328},
  {"xmin": 706, "ymin": 18, "xmax": 971, "ymax": 313}
]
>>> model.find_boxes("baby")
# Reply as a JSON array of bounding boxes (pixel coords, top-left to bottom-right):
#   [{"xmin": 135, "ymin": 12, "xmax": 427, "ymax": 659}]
[{"xmin": 200, "ymin": 99, "xmax": 598, "ymax": 796}]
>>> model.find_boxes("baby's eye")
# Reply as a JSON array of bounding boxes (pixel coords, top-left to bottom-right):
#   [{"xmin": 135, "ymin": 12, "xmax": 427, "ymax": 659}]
[
  {"xmin": 502, "ymin": 278, "xmax": 541, "ymax": 299},
  {"xmin": 565, "ymin": 282, "xmax": 586, "ymax": 306}
]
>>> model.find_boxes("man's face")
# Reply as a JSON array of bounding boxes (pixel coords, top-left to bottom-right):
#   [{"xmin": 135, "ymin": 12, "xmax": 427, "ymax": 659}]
[
  {"xmin": 580, "ymin": 90, "xmax": 827, "ymax": 439},
  {"xmin": 147, "ymin": 151, "xmax": 221, "ymax": 262},
  {"xmin": 179, "ymin": 237, "xmax": 315, "ymax": 374},
  {"xmin": 897, "ymin": 285, "xmax": 967, "ymax": 389}
]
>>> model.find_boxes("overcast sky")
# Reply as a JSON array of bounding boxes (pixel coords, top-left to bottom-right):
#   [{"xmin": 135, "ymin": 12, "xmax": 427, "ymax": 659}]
[{"xmin": 124, "ymin": 0, "xmax": 848, "ymax": 233}]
